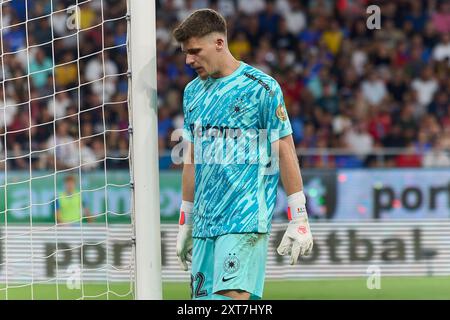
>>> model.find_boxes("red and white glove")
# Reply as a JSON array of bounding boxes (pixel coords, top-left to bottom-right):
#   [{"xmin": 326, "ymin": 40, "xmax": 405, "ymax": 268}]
[
  {"xmin": 176, "ymin": 200, "xmax": 193, "ymax": 271},
  {"xmin": 277, "ymin": 191, "xmax": 314, "ymax": 265}
]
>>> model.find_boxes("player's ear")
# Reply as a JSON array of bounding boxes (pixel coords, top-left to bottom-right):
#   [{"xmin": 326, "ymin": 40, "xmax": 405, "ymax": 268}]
[{"xmin": 215, "ymin": 37, "xmax": 225, "ymax": 51}]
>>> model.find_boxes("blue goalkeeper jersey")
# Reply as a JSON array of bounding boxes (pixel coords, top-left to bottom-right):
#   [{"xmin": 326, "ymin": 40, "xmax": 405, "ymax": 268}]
[{"xmin": 183, "ymin": 62, "xmax": 292, "ymax": 238}]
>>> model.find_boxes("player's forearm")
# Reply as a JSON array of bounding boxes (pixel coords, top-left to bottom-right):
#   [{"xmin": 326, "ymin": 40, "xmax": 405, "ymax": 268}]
[
  {"xmin": 278, "ymin": 135, "xmax": 304, "ymax": 196},
  {"xmin": 182, "ymin": 142, "xmax": 195, "ymax": 202},
  {"xmin": 182, "ymin": 163, "xmax": 195, "ymax": 202}
]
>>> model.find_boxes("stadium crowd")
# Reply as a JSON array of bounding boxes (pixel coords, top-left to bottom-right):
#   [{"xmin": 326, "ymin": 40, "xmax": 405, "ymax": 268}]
[
  {"xmin": 1, "ymin": 0, "xmax": 450, "ymax": 171},
  {"xmin": 156, "ymin": 0, "xmax": 450, "ymax": 169},
  {"xmin": 0, "ymin": 0, "xmax": 129, "ymax": 171}
]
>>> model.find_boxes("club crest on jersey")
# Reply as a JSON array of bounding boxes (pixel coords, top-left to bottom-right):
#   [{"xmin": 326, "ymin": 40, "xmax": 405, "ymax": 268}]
[
  {"xmin": 223, "ymin": 253, "xmax": 240, "ymax": 274},
  {"xmin": 276, "ymin": 104, "xmax": 287, "ymax": 121},
  {"xmin": 231, "ymin": 95, "xmax": 248, "ymax": 115}
]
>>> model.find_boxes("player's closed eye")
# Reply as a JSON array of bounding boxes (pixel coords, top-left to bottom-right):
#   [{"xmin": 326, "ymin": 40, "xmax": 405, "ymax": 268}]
[{"xmin": 184, "ymin": 49, "xmax": 201, "ymax": 55}]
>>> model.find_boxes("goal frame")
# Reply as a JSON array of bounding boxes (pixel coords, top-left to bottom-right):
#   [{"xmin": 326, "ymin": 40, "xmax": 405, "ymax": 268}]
[{"xmin": 128, "ymin": 0, "xmax": 162, "ymax": 300}]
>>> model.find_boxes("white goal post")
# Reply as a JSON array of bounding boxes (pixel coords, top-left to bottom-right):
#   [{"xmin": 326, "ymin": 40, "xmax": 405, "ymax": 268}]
[{"xmin": 128, "ymin": 0, "xmax": 162, "ymax": 300}]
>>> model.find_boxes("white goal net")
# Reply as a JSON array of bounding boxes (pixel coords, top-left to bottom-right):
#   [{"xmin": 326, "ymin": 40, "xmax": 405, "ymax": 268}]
[{"xmin": 0, "ymin": 0, "xmax": 136, "ymax": 299}]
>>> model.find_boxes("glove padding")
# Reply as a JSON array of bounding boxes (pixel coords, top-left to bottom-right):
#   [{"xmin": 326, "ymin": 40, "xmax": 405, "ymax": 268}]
[
  {"xmin": 176, "ymin": 223, "xmax": 193, "ymax": 271},
  {"xmin": 277, "ymin": 215, "xmax": 313, "ymax": 265}
]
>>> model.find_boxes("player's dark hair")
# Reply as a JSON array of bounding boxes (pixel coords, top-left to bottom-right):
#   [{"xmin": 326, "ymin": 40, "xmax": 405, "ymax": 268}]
[{"xmin": 173, "ymin": 9, "xmax": 227, "ymax": 42}]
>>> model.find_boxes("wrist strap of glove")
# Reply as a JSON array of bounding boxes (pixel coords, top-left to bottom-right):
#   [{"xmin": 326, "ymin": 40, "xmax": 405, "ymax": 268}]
[
  {"xmin": 179, "ymin": 200, "xmax": 194, "ymax": 225},
  {"xmin": 287, "ymin": 191, "xmax": 307, "ymax": 221}
]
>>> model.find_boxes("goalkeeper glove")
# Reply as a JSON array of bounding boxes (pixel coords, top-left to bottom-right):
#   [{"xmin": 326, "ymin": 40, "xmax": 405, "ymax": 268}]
[
  {"xmin": 277, "ymin": 191, "xmax": 313, "ymax": 265},
  {"xmin": 176, "ymin": 200, "xmax": 193, "ymax": 271}
]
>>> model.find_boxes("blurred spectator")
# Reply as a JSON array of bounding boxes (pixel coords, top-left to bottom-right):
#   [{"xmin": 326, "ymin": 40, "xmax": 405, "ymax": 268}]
[
  {"xmin": 0, "ymin": 89, "xmax": 18, "ymax": 129},
  {"xmin": 397, "ymin": 104, "xmax": 418, "ymax": 143},
  {"xmin": 344, "ymin": 121, "xmax": 374, "ymax": 158},
  {"xmin": 387, "ymin": 69, "xmax": 408, "ymax": 103},
  {"xmin": 79, "ymin": 4, "xmax": 97, "ymax": 29},
  {"xmin": 299, "ymin": 17, "xmax": 322, "ymax": 48},
  {"xmin": 47, "ymin": 92, "xmax": 72, "ymax": 120},
  {"xmin": 361, "ymin": 71, "xmax": 387, "ymax": 106},
  {"xmin": 3, "ymin": 22, "xmax": 26, "ymax": 52},
  {"xmin": 351, "ymin": 45, "xmax": 368, "ymax": 76},
  {"xmin": 428, "ymin": 91, "xmax": 448, "ymax": 118},
  {"xmin": 84, "ymin": 51, "xmax": 118, "ymax": 102},
  {"xmin": 411, "ymin": 66, "xmax": 438, "ymax": 113},
  {"xmin": 52, "ymin": 3, "xmax": 69, "ymax": 37},
  {"xmin": 80, "ymin": 139, "xmax": 98, "ymax": 170},
  {"xmin": 10, "ymin": 142, "xmax": 28, "ymax": 170},
  {"xmin": 395, "ymin": 141, "xmax": 422, "ymax": 168},
  {"xmin": 274, "ymin": 18, "xmax": 296, "ymax": 51},
  {"xmin": 238, "ymin": 0, "xmax": 265, "ymax": 15},
  {"xmin": 55, "ymin": 52, "xmax": 78, "ymax": 88},
  {"xmin": 332, "ymin": 104, "xmax": 352, "ymax": 136},
  {"xmin": 368, "ymin": 107, "xmax": 391, "ymax": 143},
  {"xmin": 420, "ymin": 113, "xmax": 442, "ymax": 138},
  {"xmin": 213, "ymin": 0, "xmax": 236, "ymax": 18},
  {"xmin": 382, "ymin": 124, "xmax": 407, "ymax": 148},
  {"xmin": 279, "ymin": 0, "xmax": 306, "ymax": 34},
  {"xmin": 280, "ymin": 69, "xmax": 302, "ymax": 106},
  {"xmin": 423, "ymin": 20, "xmax": 439, "ymax": 49},
  {"xmin": 229, "ymin": 31, "xmax": 251, "ymax": 60},
  {"xmin": 177, "ymin": 0, "xmax": 197, "ymax": 22},
  {"xmin": 46, "ymin": 120, "xmax": 79, "ymax": 170},
  {"xmin": 258, "ymin": 0, "xmax": 281, "ymax": 35},
  {"xmin": 423, "ymin": 137, "xmax": 450, "ymax": 167},
  {"xmin": 318, "ymin": 81, "xmax": 339, "ymax": 115},
  {"xmin": 431, "ymin": 1, "xmax": 450, "ymax": 34},
  {"xmin": 29, "ymin": 48, "xmax": 53, "ymax": 89},
  {"xmin": 414, "ymin": 129, "xmax": 432, "ymax": 154},
  {"xmin": 432, "ymin": 33, "xmax": 450, "ymax": 66},
  {"xmin": 405, "ymin": 1, "xmax": 429, "ymax": 33},
  {"xmin": 91, "ymin": 139, "xmax": 106, "ymax": 169},
  {"xmin": 321, "ymin": 20, "xmax": 344, "ymax": 56},
  {"xmin": 309, "ymin": 0, "xmax": 334, "ymax": 16}
]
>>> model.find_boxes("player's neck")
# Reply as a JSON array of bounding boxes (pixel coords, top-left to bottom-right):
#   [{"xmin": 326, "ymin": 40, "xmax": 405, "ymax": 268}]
[{"xmin": 211, "ymin": 54, "xmax": 241, "ymax": 79}]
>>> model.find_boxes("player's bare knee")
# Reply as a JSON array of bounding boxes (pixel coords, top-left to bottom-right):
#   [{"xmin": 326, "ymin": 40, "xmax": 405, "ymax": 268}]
[{"xmin": 216, "ymin": 289, "xmax": 251, "ymax": 300}]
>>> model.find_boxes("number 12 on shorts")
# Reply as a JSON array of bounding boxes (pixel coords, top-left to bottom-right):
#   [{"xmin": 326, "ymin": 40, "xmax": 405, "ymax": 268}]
[{"xmin": 190, "ymin": 272, "xmax": 207, "ymax": 299}]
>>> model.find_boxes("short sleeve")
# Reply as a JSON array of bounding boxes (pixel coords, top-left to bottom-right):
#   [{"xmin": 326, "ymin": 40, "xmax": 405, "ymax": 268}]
[{"xmin": 263, "ymin": 82, "xmax": 293, "ymax": 143}]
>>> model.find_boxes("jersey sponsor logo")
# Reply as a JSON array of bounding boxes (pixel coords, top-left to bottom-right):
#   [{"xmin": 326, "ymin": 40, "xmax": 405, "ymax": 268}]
[
  {"xmin": 189, "ymin": 123, "xmax": 242, "ymax": 139},
  {"xmin": 185, "ymin": 122, "xmax": 273, "ymax": 166}
]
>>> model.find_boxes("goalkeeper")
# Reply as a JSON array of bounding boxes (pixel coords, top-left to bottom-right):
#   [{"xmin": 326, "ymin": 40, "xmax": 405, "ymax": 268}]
[{"xmin": 174, "ymin": 9, "xmax": 313, "ymax": 300}]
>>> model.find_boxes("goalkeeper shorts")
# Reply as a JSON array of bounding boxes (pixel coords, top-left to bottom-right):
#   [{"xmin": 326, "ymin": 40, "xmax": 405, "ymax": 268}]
[{"xmin": 191, "ymin": 232, "xmax": 269, "ymax": 300}]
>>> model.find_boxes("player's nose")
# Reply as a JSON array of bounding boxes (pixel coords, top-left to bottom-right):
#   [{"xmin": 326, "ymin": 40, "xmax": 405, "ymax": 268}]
[{"xmin": 186, "ymin": 54, "xmax": 195, "ymax": 66}]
